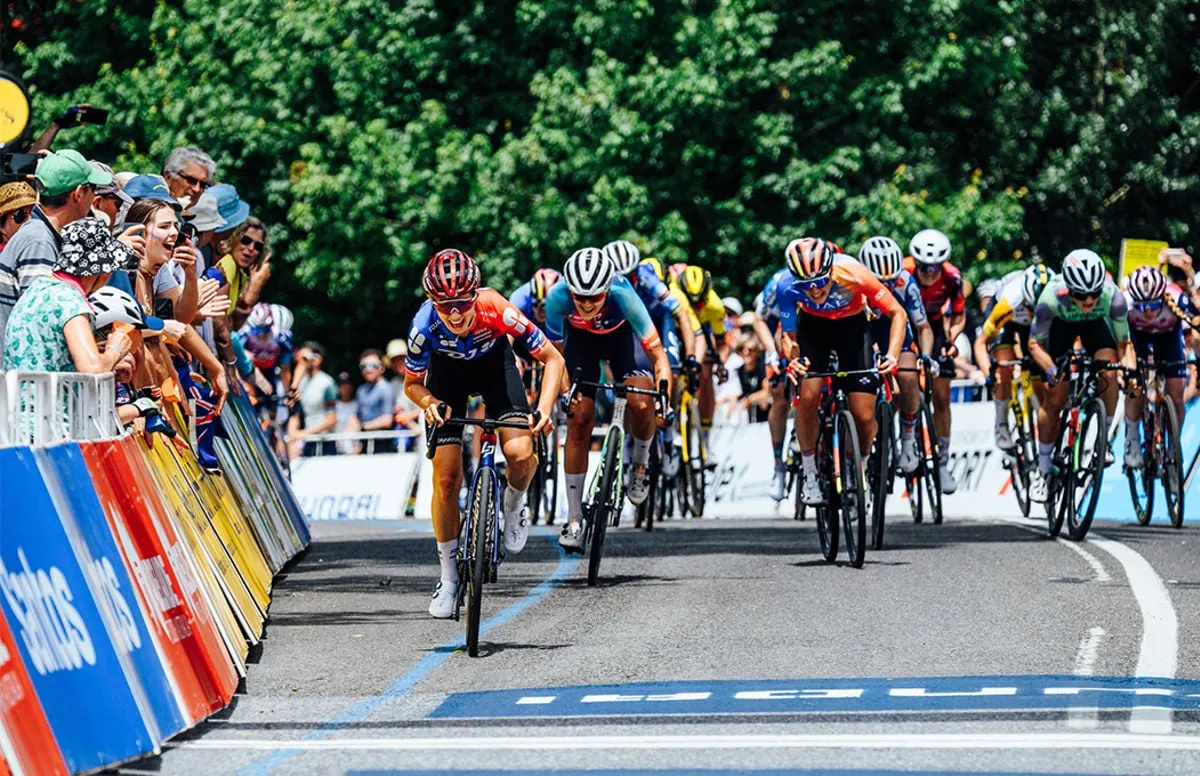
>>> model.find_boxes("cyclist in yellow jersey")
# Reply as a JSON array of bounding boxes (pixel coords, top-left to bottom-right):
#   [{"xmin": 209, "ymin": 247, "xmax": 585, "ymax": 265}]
[{"xmin": 677, "ymin": 265, "xmax": 728, "ymax": 437}]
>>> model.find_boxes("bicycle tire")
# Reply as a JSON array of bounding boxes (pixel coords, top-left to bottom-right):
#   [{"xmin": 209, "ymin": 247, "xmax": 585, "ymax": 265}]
[
  {"xmin": 1008, "ymin": 403, "xmax": 1032, "ymax": 517},
  {"xmin": 906, "ymin": 404, "xmax": 924, "ymax": 523},
  {"xmin": 815, "ymin": 432, "xmax": 839, "ymax": 562},
  {"xmin": 1160, "ymin": 398, "xmax": 1185, "ymax": 529},
  {"xmin": 687, "ymin": 403, "xmax": 706, "ymax": 517},
  {"xmin": 587, "ymin": 428, "xmax": 622, "ymax": 586},
  {"xmin": 544, "ymin": 427, "xmax": 559, "ymax": 525},
  {"xmin": 837, "ymin": 409, "xmax": 868, "ymax": 568},
  {"xmin": 1127, "ymin": 403, "xmax": 1155, "ymax": 526},
  {"xmin": 1067, "ymin": 397, "xmax": 1107, "ymax": 541},
  {"xmin": 870, "ymin": 400, "xmax": 892, "ymax": 551},
  {"xmin": 529, "ymin": 435, "xmax": 545, "ymax": 526},
  {"xmin": 920, "ymin": 397, "xmax": 944, "ymax": 525},
  {"xmin": 465, "ymin": 467, "xmax": 493, "ymax": 657},
  {"xmin": 1046, "ymin": 410, "xmax": 1068, "ymax": 538},
  {"xmin": 638, "ymin": 437, "xmax": 660, "ymax": 533}
]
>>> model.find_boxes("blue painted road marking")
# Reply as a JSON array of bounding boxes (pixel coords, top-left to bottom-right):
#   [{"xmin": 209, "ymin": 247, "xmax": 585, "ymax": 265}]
[
  {"xmin": 347, "ymin": 771, "xmax": 1119, "ymax": 776},
  {"xmin": 429, "ymin": 675, "xmax": 1200, "ymax": 719}
]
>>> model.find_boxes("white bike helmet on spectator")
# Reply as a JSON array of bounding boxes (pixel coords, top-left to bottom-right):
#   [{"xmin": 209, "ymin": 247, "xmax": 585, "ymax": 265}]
[
  {"xmin": 564, "ymin": 247, "xmax": 614, "ymax": 296},
  {"xmin": 722, "ymin": 297, "xmax": 744, "ymax": 317},
  {"xmin": 89, "ymin": 287, "xmax": 145, "ymax": 330},
  {"xmin": 1061, "ymin": 249, "xmax": 1107, "ymax": 295},
  {"xmin": 909, "ymin": 229, "xmax": 952, "ymax": 266},
  {"xmin": 1127, "ymin": 265, "xmax": 1167, "ymax": 302},
  {"xmin": 858, "ymin": 236, "xmax": 904, "ymax": 280},
  {"xmin": 602, "ymin": 240, "xmax": 640, "ymax": 276},
  {"xmin": 1021, "ymin": 263, "xmax": 1054, "ymax": 307}
]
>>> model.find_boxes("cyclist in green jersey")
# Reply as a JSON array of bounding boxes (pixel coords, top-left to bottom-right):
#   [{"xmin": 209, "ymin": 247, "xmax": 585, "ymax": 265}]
[{"xmin": 1026, "ymin": 249, "xmax": 1135, "ymax": 502}]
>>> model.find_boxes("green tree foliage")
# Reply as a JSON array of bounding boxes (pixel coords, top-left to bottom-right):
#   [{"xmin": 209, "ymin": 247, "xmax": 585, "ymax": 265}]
[{"xmin": 5, "ymin": 0, "xmax": 1198, "ymax": 360}]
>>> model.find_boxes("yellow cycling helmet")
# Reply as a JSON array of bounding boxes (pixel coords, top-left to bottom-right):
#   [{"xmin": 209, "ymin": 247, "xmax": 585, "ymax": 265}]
[
  {"xmin": 640, "ymin": 257, "xmax": 666, "ymax": 282},
  {"xmin": 682, "ymin": 265, "xmax": 711, "ymax": 304}
]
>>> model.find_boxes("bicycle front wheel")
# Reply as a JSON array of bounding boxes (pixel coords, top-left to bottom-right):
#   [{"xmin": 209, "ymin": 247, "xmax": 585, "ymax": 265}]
[
  {"xmin": 638, "ymin": 438, "xmax": 660, "ymax": 533},
  {"xmin": 1160, "ymin": 399, "xmax": 1185, "ymax": 529},
  {"xmin": 815, "ymin": 434, "xmax": 839, "ymax": 562},
  {"xmin": 529, "ymin": 435, "xmax": 545, "ymax": 526},
  {"xmin": 544, "ymin": 426, "xmax": 559, "ymax": 525},
  {"xmin": 919, "ymin": 396, "xmax": 944, "ymax": 524},
  {"xmin": 465, "ymin": 467, "xmax": 494, "ymax": 657},
  {"xmin": 1008, "ymin": 403, "xmax": 1033, "ymax": 517},
  {"xmin": 1127, "ymin": 404, "xmax": 1156, "ymax": 526},
  {"xmin": 837, "ymin": 410, "xmax": 868, "ymax": 568},
  {"xmin": 1067, "ymin": 397, "xmax": 1107, "ymax": 541},
  {"xmin": 588, "ymin": 429, "xmax": 623, "ymax": 586},
  {"xmin": 870, "ymin": 400, "xmax": 892, "ymax": 551},
  {"xmin": 686, "ymin": 402, "xmax": 706, "ymax": 517}
]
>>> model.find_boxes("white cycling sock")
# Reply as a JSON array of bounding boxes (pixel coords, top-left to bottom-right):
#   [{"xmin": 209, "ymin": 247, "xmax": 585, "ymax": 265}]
[
  {"xmin": 566, "ymin": 472, "xmax": 586, "ymax": 523},
  {"xmin": 1125, "ymin": 418, "xmax": 1140, "ymax": 442},
  {"xmin": 504, "ymin": 485, "xmax": 524, "ymax": 514},
  {"xmin": 631, "ymin": 436, "xmax": 652, "ymax": 466},
  {"xmin": 1037, "ymin": 441, "xmax": 1054, "ymax": 474},
  {"xmin": 994, "ymin": 399, "xmax": 1008, "ymax": 425},
  {"xmin": 801, "ymin": 450, "xmax": 818, "ymax": 476},
  {"xmin": 437, "ymin": 540, "xmax": 459, "ymax": 584}
]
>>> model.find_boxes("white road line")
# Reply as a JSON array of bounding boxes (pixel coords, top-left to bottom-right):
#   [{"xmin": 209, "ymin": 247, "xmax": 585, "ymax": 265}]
[
  {"xmin": 1056, "ymin": 538, "xmax": 1112, "ymax": 583},
  {"xmin": 1088, "ymin": 532, "xmax": 1179, "ymax": 735},
  {"xmin": 1068, "ymin": 626, "xmax": 1106, "ymax": 729},
  {"xmin": 174, "ymin": 733, "xmax": 1200, "ymax": 752}
]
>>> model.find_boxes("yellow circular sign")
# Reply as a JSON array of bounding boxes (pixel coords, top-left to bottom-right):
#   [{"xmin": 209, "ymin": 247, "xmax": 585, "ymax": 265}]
[{"xmin": 0, "ymin": 74, "xmax": 31, "ymax": 147}]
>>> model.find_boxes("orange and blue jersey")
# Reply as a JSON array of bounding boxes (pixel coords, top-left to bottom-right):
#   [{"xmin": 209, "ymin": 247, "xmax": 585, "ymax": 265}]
[
  {"xmin": 902, "ymin": 258, "xmax": 965, "ymax": 322},
  {"xmin": 777, "ymin": 255, "xmax": 902, "ymax": 331},
  {"xmin": 543, "ymin": 274, "xmax": 661, "ymax": 350},
  {"xmin": 405, "ymin": 288, "xmax": 548, "ymax": 379}
]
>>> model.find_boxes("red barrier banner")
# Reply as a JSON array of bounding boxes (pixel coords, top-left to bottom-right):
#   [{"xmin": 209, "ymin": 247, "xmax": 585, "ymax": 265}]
[
  {"xmin": 0, "ymin": 610, "xmax": 67, "ymax": 776},
  {"xmin": 85, "ymin": 440, "xmax": 238, "ymax": 711}
]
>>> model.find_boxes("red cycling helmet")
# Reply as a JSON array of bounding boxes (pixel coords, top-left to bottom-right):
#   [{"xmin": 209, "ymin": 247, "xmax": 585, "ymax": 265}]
[{"xmin": 423, "ymin": 249, "xmax": 481, "ymax": 301}]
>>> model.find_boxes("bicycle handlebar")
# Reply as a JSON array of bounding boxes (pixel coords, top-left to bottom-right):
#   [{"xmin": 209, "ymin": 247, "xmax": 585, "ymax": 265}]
[
  {"xmin": 564, "ymin": 368, "xmax": 671, "ymax": 421},
  {"xmin": 424, "ymin": 405, "xmax": 542, "ymax": 459}
]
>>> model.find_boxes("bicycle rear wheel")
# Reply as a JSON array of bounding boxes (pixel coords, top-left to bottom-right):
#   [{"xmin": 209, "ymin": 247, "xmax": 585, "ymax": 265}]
[
  {"xmin": 1067, "ymin": 397, "xmax": 1107, "ymax": 541},
  {"xmin": 686, "ymin": 401, "xmax": 706, "ymax": 517},
  {"xmin": 906, "ymin": 405, "xmax": 924, "ymax": 523},
  {"xmin": 837, "ymin": 410, "xmax": 868, "ymax": 568},
  {"xmin": 544, "ymin": 427, "xmax": 559, "ymax": 525},
  {"xmin": 529, "ymin": 435, "xmax": 545, "ymax": 526},
  {"xmin": 920, "ymin": 397, "xmax": 944, "ymax": 525},
  {"xmin": 869, "ymin": 400, "xmax": 892, "ymax": 551},
  {"xmin": 1160, "ymin": 399, "xmax": 1185, "ymax": 528},
  {"xmin": 1046, "ymin": 412, "xmax": 1068, "ymax": 538},
  {"xmin": 1127, "ymin": 405, "xmax": 1156, "ymax": 526},
  {"xmin": 815, "ymin": 433, "xmax": 839, "ymax": 562},
  {"xmin": 587, "ymin": 429, "xmax": 622, "ymax": 586},
  {"xmin": 465, "ymin": 467, "xmax": 493, "ymax": 657},
  {"xmin": 637, "ymin": 438, "xmax": 660, "ymax": 533},
  {"xmin": 1008, "ymin": 403, "xmax": 1033, "ymax": 517}
]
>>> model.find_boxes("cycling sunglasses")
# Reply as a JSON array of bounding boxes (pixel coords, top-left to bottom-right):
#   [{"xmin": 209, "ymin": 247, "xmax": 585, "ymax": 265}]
[
  {"xmin": 1070, "ymin": 291, "xmax": 1101, "ymax": 303},
  {"xmin": 795, "ymin": 274, "xmax": 832, "ymax": 291},
  {"xmin": 433, "ymin": 295, "xmax": 477, "ymax": 316},
  {"xmin": 0, "ymin": 208, "xmax": 30, "ymax": 228},
  {"xmin": 249, "ymin": 325, "xmax": 271, "ymax": 338},
  {"xmin": 915, "ymin": 263, "xmax": 943, "ymax": 275},
  {"xmin": 240, "ymin": 235, "xmax": 265, "ymax": 252},
  {"xmin": 572, "ymin": 291, "xmax": 606, "ymax": 304},
  {"xmin": 1133, "ymin": 299, "xmax": 1163, "ymax": 312}
]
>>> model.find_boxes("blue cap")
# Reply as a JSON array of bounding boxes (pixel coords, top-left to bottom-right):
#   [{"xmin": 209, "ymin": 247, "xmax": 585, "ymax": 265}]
[
  {"xmin": 209, "ymin": 183, "xmax": 250, "ymax": 232},
  {"xmin": 122, "ymin": 174, "xmax": 181, "ymax": 210},
  {"xmin": 142, "ymin": 315, "xmax": 166, "ymax": 332}
]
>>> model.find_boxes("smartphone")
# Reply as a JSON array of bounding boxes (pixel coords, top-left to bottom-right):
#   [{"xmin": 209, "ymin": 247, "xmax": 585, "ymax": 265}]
[
  {"xmin": 202, "ymin": 266, "xmax": 227, "ymax": 285},
  {"xmin": 154, "ymin": 298, "xmax": 174, "ymax": 320},
  {"xmin": 1, "ymin": 153, "xmax": 39, "ymax": 177},
  {"xmin": 80, "ymin": 106, "xmax": 109, "ymax": 126}
]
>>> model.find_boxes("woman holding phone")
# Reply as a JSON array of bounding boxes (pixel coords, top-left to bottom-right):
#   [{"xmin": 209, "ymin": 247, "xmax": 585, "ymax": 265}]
[{"xmin": 217, "ymin": 216, "xmax": 272, "ymax": 329}]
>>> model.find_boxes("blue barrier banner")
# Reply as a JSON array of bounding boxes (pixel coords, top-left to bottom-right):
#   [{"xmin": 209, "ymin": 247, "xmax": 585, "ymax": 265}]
[
  {"xmin": 1095, "ymin": 398, "xmax": 1200, "ymax": 523},
  {"xmin": 0, "ymin": 446, "xmax": 156, "ymax": 773},
  {"xmin": 37, "ymin": 444, "xmax": 188, "ymax": 741}
]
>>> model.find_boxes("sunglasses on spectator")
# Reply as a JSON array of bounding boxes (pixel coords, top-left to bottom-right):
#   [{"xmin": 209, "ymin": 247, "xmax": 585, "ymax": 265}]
[
  {"xmin": 239, "ymin": 235, "xmax": 265, "ymax": 252},
  {"xmin": 796, "ymin": 274, "xmax": 831, "ymax": 291},
  {"xmin": 0, "ymin": 208, "xmax": 30, "ymax": 227},
  {"xmin": 303, "ymin": 353, "xmax": 320, "ymax": 362},
  {"xmin": 433, "ymin": 295, "xmax": 477, "ymax": 316},
  {"xmin": 572, "ymin": 292, "xmax": 606, "ymax": 304},
  {"xmin": 1071, "ymin": 291, "xmax": 1101, "ymax": 303},
  {"xmin": 359, "ymin": 360, "xmax": 383, "ymax": 370},
  {"xmin": 176, "ymin": 171, "xmax": 212, "ymax": 190}
]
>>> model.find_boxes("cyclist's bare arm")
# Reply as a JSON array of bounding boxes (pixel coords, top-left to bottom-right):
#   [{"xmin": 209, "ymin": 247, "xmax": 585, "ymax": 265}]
[
  {"xmin": 884, "ymin": 305, "xmax": 908, "ymax": 363},
  {"xmin": 779, "ymin": 330, "xmax": 799, "ymax": 362},
  {"xmin": 672, "ymin": 307, "xmax": 696, "ymax": 356},
  {"xmin": 946, "ymin": 311, "xmax": 967, "ymax": 343},
  {"xmin": 531, "ymin": 343, "xmax": 567, "ymax": 425},
  {"xmin": 751, "ymin": 315, "xmax": 778, "ymax": 359},
  {"xmin": 916, "ymin": 320, "xmax": 934, "ymax": 357}
]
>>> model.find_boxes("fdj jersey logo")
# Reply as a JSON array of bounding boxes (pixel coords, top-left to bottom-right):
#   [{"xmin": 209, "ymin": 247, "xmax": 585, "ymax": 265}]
[{"xmin": 0, "ymin": 549, "xmax": 96, "ymax": 675}]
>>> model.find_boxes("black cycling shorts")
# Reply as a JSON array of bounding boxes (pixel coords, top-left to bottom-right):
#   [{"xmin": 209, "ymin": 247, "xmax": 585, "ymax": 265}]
[
  {"xmin": 1131, "ymin": 327, "xmax": 1188, "ymax": 378},
  {"xmin": 424, "ymin": 340, "xmax": 530, "ymax": 448},
  {"xmin": 566, "ymin": 324, "xmax": 650, "ymax": 399},
  {"xmin": 1045, "ymin": 317, "xmax": 1118, "ymax": 362},
  {"xmin": 990, "ymin": 322, "xmax": 1044, "ymax": 377},
  {"xmin": 794, "ymin": 311, "xmax": 878, "ymax": 394}
]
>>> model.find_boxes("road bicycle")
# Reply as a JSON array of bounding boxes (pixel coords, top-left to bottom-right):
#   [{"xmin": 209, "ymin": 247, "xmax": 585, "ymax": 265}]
[
  {"xmin": 896, "ymin": 358, "xmax": 944, "ymax": 526},
  {"xmin": 865, "ymin": 371, "xmax": 897, "ymax": 551},
  {"xmin": 1045, "ymin": 351, "xmax": 1125, "ymax": 541},
  {"xmin": 565, "ymin": 370, "xmax": 669, "ymax": 585},
  {"xmin": 677, "ymin": 358, "xmax": 707, "ymax": 518},
  {"xmin": 525, "ymin": 361, "xmax": 560, "ymax": 526},
  {"xmin": 1124, "ymin": 354, "xmax": 1186, "ymax": 528},
  {"xmin": 992, "ymin": 358, "xmax": 1040, "ymax": 517},
  {"xmin": 424, "ymin": 408, "xmax": 534, "ymax": 657},
  {"xmin": 793, "ymin": 359, "xmax": 875, "ymax": 569}
]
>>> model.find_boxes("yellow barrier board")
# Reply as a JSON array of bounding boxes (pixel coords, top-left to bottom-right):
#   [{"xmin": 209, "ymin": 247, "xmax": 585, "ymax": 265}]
[{"xmin": 1119, "ymin": 238, "xmax": 1169, "ymax": 278}]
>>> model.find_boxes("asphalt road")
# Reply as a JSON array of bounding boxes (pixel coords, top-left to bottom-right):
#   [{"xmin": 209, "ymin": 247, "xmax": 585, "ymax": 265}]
[{"xmin": 125, "ymin": 507, "xmax": 1200, "ymax": 776}]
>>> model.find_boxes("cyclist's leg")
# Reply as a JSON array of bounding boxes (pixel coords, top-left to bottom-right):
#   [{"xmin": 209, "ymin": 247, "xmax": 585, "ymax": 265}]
[
  {"xmin": 840, "ymin": 315, "xmax": 880, "ymax": 455},
  {"xmin": 930, "ymin": 325, "xmax": 956, "ymax": 490},
  {"xmin": 1125, "ymin": 329, "xmax": 1151, "ymax": 453},
  {"xmin": 1158, "ymin": 327, "xmax": 1189, "ymax": 421},
  {"xmin": 1036, "ymin": 319, "xmax": 1075, "ymax": 475},
  {"xmin": 793, "ymin": 311, "xmax": 832, "ymax": 502},
  {"xmin": 619, "ymin": 327, "xmax": 657, "ymax": 504},
  {"xmin": 1077, "ymin": 320, "xmax": 1120, "ymax": 419},
  {"xmin": 424, "ymin": 354, "xmax": 470, "ymax": 613},
  {"xmin": 563, "ymin": 329, "xmax": 601, "ymax": 537},
  {"xmin": 992, "ymin": 333, "xmax": 1018, "ymax": 447},
  {"xmin": 698, "ymin": 360, "xmax": 715, "ymax": 437},
  {"xmin": 766, "ymin": 320, "xmax": 788, "ymax": 487}
]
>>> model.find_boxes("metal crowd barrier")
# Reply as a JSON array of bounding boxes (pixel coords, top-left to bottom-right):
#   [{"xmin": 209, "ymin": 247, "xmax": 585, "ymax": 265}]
[{"xmin": 2, "ymin": 371, "xmax": 122, "ymax": 446}]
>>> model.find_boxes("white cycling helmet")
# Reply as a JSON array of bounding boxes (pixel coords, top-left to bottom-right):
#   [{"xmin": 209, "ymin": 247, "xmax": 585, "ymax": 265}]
[
  {"xmin": 1021, "ymin": 263, "xmax": 1054, "ymax": 307},
  {"xmin": 909, "ymin": 228, "xmax": 952, "ymax": 266},
  {"xmin": 89, "ymin": 287, "xmax": 145, "ymax": 330},
  {"xmin": 1127, "ymin": 265, "xmax": 1167, "ymax": 303},
  {"xmin": 722, "ymin": 296, "xmax": 744, "ymax": 317},
  {"xmin": 602, "ymin": 240, "xmax": 640, "ymax": 276},
  {"xmin": 1061, "ymin": 249, "xmax": 1107, "ymax": 295},
  {"xmin": 858, "ymin": 235, "xmax": 904, "ymax": 280},
  {"xmin": 270, "ymin": 303, "xmax": 294, "ymax": 334},
  {"xmin": 564, "ymin": 247, "xmax": 614, "ymax": 296},
  {"xmin": 977, "ymin": 278, "xmax": 1003, "ymax": 301}
]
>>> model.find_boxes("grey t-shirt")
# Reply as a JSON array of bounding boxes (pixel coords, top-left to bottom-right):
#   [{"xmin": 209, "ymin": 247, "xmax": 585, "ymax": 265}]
[
  {"xmin": 0, "ymin": 209, "xmax": 60, "ymax": 365},
  {"xmin": 355, "ymin": 379, "xmax": 395, "ymax": 425}
]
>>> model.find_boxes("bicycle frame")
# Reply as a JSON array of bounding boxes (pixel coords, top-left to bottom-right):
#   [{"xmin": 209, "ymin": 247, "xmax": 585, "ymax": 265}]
[{"xmin": 463, "ymin": 430, "xmax": 504, "ymax": 573}]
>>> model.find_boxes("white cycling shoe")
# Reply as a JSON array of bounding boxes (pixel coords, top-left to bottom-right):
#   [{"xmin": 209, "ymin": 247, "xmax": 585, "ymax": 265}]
[
  {"xmin": 662, "ymin": 446, "xmax": 681, "ymax": 477},
  {"xmin": 504, "ymin": 505, "xmax": 530, "ymax": 554},
  {"xmin": 428, "ymin": 580, "xmax": 458, "ymax": 619},
  {"xmin": 1124, "ymin": 438, "xmax": 1144, "ymax": 470},
  {"xmin": 558, "ymin": 520, "xmax": 584, "ymax": 551},
  {"xmin": 938, "ymin": 464, "xmax": 958, "ymax": 495},
  {"xmin": 770, "ymin": 467, "xmax": 787, "ymax": 502},
  {"xmin": 1029, "ymin": 471, "xmax": 1049, "ymax": 504},
  {"xmin": 898, "ymin": 436, "xmax": 920, "ymax": 474},
  {"xmin": 994, "ymin": 423, "xmax": 1015, "ymax": 451},
  {"xmin": 627, "ymin": 464, "xmax": 651, "ymax": 505},
  {"xmin": 800, "ymin": 473, "xmax": 824, "ymax": 506}
]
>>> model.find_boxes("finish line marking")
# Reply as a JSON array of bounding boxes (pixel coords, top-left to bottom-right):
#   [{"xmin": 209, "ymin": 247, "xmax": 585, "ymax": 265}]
[{"xmin": 179, "ymin": 733, "xmax": 1200, "ymax": 752}]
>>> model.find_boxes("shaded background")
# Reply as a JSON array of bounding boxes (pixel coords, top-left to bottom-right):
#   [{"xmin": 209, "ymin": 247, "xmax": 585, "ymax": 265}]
[{"xmin": 2, "ymin": 0, "xmax": 1199, "ymax": 366}]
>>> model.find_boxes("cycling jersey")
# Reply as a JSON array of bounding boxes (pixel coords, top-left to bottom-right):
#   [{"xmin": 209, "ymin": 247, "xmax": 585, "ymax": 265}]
[
  {"xmin": 543, "ymin": 274, "xmax": 661, "ymax": 350},
  {"xmin": 236, "ymin": 328, "xmax": 294, "ymax": 371},
  {"xmin": 883, "ymin": 270, "xmax": 928, "ymax": 328},
  {"xmin": 902, "ymin": 258, "xmax": 966, "ymax": 322},
  {"xmin": 1126, "ymin": 282, "xmax": 1199, "ymax": 335},
  {"xmin": 405, "ymin": 288, "xmax": 548, "ymax": 379},
  {"xmin": 777, "ymin": 255, "xmax": 902, "ymax": 328},
  {"xmin": 982, "ymin": 275, "xmax": 1034, "ymax": 339},
  {"xmin": 756, "ymin": 268, "xmax": 790, "ymax": 332},
  {"xmin": 1030, "ymin": 277, "xmax": 1130, "ymax": 345},
  {"xmin": 677, "ymin": 283, "xmax": 727, "ymax": 335},
  {"xmin": 629, "ymin": 263, "xmax": 681, "ymax": 321},
  {"xmin": 508, "ymin": 283, "xmax": 539, "ymax": 322}
]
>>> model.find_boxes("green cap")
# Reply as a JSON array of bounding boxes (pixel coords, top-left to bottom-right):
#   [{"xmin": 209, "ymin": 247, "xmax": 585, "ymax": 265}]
[{"xmin": 36, "ymin": 149, "xmax": 112, "ymax": 197}]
